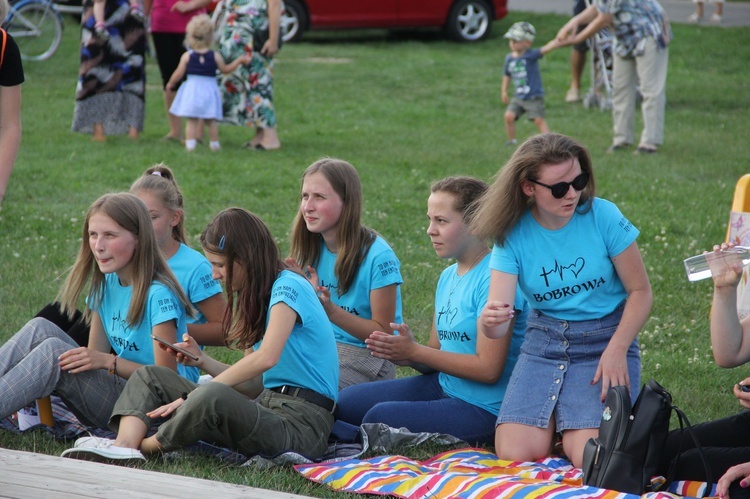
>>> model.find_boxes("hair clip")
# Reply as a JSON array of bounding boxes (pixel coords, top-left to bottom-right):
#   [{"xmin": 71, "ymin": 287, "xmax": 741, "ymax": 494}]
[
  {"xmin": 151, "ymin": 171, "xmax": 162, "ymax": 177},
  {"xmin": 218, "ymin": 235, "xmax": 225, "ymax": 250}
]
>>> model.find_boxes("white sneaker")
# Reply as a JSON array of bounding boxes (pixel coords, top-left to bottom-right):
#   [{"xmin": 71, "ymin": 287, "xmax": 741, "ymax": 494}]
[
  {"xmin": 687, "ymin": 12, "xmax": 702, "ymax": 23},
  {"xmin": 73, "ymin": 435, "xmax": 114, "ymax": 448},
  {"xmin": 710, "ymin": 13, "xmax": 722, "ymax": 24},
  {"xmin": 61, "ymin": 440, "xmax": 145, "ymax": 465}
]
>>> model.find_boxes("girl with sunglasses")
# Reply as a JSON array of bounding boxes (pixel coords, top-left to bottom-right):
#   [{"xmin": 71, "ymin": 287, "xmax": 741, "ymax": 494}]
[{"xmin": 471, "ymin": 133, "xmax": 652, "ymax": 468}]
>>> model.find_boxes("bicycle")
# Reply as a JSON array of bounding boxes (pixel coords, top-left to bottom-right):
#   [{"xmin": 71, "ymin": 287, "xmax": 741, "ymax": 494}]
[{"xmin": 3, "ymin": 0, "xmax": 64, "ymax": 61}]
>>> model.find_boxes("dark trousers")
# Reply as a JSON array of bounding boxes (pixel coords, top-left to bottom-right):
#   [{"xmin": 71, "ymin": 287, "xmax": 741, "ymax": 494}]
[
  {"xmin": 659, "ymin": 411, "xmax": 750, "ymax": 498},
  {"xmin": 35, "ymin": 302, "xmax": 90, "ymax": 347}
]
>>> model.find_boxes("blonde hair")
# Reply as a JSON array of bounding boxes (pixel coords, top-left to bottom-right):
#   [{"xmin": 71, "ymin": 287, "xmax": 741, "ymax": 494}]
[
  {"xmin": 471, "ymin": 133, "xmax": 596, "ymax": 246},
  {"xmin": 58, "ymin": 193, "xmax": 193, "ymax": 328},
  {"xmin": 185, "ymin": 14, "xmax": 214, "ymax": 51},
  {"xmin": 130, "ymin": 164, "xmax": 187, "ymax": 244},
  {"xmin": 289, "ymin": 158, "xmax": 376, "ymax": 296},
  {"xmin": 200, "ymin": 208, "xmax": 287, "ymax": 350}
]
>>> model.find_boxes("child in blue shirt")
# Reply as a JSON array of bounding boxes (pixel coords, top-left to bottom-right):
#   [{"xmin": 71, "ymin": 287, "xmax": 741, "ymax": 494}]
[{"xmin": 502, "ymin": 21, "xmax": 559, "ymax": 146}]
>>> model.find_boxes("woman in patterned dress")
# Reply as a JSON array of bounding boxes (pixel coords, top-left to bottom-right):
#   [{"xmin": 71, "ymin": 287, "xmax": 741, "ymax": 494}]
[
  {"xmin": 216, "ymin": 0, "xmax": 281, "ymax": 150},
  {"xmin": 72, "ymin": 0, "xmax": 147, "ymax": 141}
]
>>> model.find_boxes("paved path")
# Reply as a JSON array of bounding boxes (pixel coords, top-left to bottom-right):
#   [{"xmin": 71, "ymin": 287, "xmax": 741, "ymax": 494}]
[{"xmin": 508, "ymin": 0, "xmax": 750, "ymax": 27}]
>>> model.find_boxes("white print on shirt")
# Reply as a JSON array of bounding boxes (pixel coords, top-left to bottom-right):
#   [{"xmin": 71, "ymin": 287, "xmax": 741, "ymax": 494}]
[{"xmin": 272, "ymin": 285, "xmax": 299, "ymax": 303}]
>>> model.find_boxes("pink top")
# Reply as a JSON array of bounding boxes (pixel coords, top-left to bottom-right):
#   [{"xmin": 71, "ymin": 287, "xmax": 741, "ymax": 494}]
[{"xmin": 150, "ymin": 0, "xmax": 207, "ymax": 34}]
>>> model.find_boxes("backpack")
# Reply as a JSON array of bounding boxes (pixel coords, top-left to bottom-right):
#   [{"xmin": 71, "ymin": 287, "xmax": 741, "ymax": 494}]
[{"xmin": 582, "ymin": 379, "xmax": 712, "ymax": 496}]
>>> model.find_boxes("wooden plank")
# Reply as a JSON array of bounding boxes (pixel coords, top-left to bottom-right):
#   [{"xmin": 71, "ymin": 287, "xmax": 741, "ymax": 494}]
[{"xmin": 0, "ymin": 448, "xmax": 312, "ymax": 498}]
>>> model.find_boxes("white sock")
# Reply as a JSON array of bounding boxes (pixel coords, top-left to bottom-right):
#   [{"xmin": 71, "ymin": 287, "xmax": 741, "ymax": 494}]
[
  {"xmin": 209, "ymin": 140, "xmax": 220, "ymax": 151},
  {"xmin": 185, "ymin": 139, "xmax": 197, "ymax": 151}
]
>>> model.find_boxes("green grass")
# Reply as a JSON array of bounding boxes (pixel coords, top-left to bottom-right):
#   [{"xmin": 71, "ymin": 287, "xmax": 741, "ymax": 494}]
[{"xmin": 1, "ymin": 10, "xmax": 750, "ymax": 496}]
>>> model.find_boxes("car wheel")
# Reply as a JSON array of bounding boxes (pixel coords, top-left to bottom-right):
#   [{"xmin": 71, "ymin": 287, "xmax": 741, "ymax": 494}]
[
  {"xmin": 281, "ymin": 0, "xmax": 307, "ymax": 43},
  {"xmin": 446, "ymin": 0, "xmax": 492, "ymax": 42}
]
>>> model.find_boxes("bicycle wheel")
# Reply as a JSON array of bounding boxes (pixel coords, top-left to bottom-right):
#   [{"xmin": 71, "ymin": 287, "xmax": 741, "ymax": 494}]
[{"xmin": 6, "ymin": 1, "xmax": 64, "ymax": 61}]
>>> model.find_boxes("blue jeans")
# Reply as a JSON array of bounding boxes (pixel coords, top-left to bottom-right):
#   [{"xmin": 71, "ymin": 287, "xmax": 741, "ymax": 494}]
[{"xmin": 336, "ymin": 372, "xmax": 497, "ymax": 445}]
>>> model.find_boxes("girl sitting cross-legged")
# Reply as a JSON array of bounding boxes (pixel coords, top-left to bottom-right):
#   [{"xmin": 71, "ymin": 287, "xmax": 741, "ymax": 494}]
[
  {"xmin": 0, "ymin": 192, "xmax": 192, "ymax": 430},
  {"xmin": 62, "ymin": 208, "xmax": 339, "ymax": 463}
]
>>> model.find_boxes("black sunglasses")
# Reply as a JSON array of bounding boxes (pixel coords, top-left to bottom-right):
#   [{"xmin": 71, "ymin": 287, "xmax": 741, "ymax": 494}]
[{"xmin": 528, "ymin": 173, "xmax": 589, "ymax": 199}]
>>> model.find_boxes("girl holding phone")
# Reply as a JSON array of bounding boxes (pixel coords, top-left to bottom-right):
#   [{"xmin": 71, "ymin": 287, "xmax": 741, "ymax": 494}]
[
  {"xmin": 62, "ymin": 208, "xmax": 339, "ymax": 463},
  {"xmin": 0, "ymin": 193, "xmax": 192, "ymax": 429}
]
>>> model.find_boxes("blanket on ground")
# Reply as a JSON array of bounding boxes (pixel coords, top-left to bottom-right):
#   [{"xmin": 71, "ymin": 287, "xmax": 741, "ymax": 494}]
[
  {"xmin": 1, "ymin": 398, "xmax": 464, "ymax": 466},
  {"xmin": 295, "ymin": 447, "xmax": 717, "ymax": 499}
]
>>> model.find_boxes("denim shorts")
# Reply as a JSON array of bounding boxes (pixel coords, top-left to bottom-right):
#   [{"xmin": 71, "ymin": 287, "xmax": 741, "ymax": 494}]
[{"xmin": 496, "ymin": 303, "xmax": 641, "ymax": 431}]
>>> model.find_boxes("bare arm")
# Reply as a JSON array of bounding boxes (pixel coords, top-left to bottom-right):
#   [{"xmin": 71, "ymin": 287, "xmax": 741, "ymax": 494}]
[
  {"xmin": 59, "ymin": 313, "xmax": 178, "ymax": 379},
  {"xmin": 214, "ymin": 51, "xmax": 252, "ymax": 74},
  {"xmin": 709, "ymin": 242, "xmax": 750, "ymax": 367},
  {"xmin": 185, "ymin": 292, "xmax": 227, "ymax": 346},
  {"xmin": 573, "ymin": 10, "xmax": 613, "ymax": 45},
  {"xmin": 0, "ymin": 85, "xmax": 22, "ymax": 206},
  {"xmin": 170, "ymin": 0, "xmax": 212, "ymax": 14},
  {"xmin": 260, "ymin": 0, "xmax": 282, "ymax": 57},
  {"xmin": 209, "ymin": 301, "xmax": 295, "ymax": 395},
  {"xmin": 559, "ymin": 9, "xmax": 613, "ymax": 47},
  {"xmin": 326, "ymin": 284, "xmax": 399, "ymax": 342},
  {"xmin": 92, "ymin": 0, "xmax": 106, "ymax": 23},
  {"xmin": 368, "ymin": 317, "xmax": 515, "ymax": 384},
  {"xmin": 501, "ymin": 75, "xmax": 510, "ymax": 104},
  {"xmin": 539, "ymin": 38, "xmax": 560, "ymax": 56},
  {"xmin": 165, "ymin": 52, "xmax": 189, "ymax": 91},
  {"xmin": 479, "ymin": 270, "xmax": 518, "ymax": 339},
  {"xmin": 556, "ymin": 4, "xmax": 600, "ymax": 43},
  {"xmin": 594, "ymin": 242, "xmax": 652, "ymax": 399}
]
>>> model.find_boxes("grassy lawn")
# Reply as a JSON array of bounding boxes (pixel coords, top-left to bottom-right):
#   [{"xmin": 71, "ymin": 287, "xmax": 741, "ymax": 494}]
[{"xmin": 1, "ymin": 9, "xmax": 749, "ymax": 496}]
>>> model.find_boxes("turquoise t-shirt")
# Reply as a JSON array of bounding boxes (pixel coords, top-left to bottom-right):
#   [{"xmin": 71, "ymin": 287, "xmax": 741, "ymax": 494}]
[
  {"xmin": 168, "ymin": 243, "xmax": 223, "ymax": 381},
  {"xmin": 259, "ymin": 270, "xmax": 339, "ymax": 401},
  {"xmin": 96, "ymin": 273, "xmax": 195, "ymax": 381},
  {"xmin": 490, "ymin": 197, "xmax": 639, "ymax": 320},
  {"xmin": 315, "ymin": 236, "xmax": 403, "ymax": 347},
  {"xmin": 168, "ymin": 243, "xmax": 222, "ymax": 326},
  {"xmin": 435, "ymin": 254, "xmax": 528, "ymax": 414}
]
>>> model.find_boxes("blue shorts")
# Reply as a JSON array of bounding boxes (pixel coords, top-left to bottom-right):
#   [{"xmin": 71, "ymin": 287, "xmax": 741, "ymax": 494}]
[{"xmin": 496, "ymin": 303, "xmax": 641, "ymax": 431}]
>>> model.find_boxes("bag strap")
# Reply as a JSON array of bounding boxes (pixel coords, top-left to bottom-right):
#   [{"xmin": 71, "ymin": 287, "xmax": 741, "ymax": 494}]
[
  {"xmin": 663, "ymin": 405, "xmax": 713, "ymax": 498},
  {"xmin": 0, "ymin": 28, "xmax": 7, "ymax": 70}
]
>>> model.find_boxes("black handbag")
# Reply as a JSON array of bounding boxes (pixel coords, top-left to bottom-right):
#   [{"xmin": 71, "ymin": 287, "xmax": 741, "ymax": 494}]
[{"xmin": 582, "ymin": 379, "xmax": 712, "ymax": 496}]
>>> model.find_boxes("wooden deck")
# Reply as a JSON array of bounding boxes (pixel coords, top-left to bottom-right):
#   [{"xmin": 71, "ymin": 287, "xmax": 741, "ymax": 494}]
[{"xmin": 0, "ymin": 448, "xmax": 313, "ymax": 498}]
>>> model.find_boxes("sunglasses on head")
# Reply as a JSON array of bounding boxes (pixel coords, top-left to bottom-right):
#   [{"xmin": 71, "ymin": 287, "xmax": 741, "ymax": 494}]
[{"xmin": 528, "ymin": 172, "xmax": 589, "ymax": 199}]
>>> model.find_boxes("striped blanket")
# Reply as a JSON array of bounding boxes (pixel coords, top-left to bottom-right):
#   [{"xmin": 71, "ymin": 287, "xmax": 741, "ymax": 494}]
[{"xmin": 295, "ymin": 448, "xmax": 716, "ymax": 499}]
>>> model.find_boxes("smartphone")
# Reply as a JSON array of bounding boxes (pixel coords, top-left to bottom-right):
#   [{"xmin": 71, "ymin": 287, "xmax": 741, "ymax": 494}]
[
  {"xmin": 740, "ymin": 384, "xmax": 750, "ymax": 393},
  {"xmin": 151, "ymin": 335, "xmax": 199, "ymax": 361}
]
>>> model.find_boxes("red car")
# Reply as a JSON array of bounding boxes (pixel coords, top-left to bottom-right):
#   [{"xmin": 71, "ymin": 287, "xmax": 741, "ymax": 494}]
[{"xmin": 281, "ymin": 0, "xmax": 508, "ymax": 43}]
